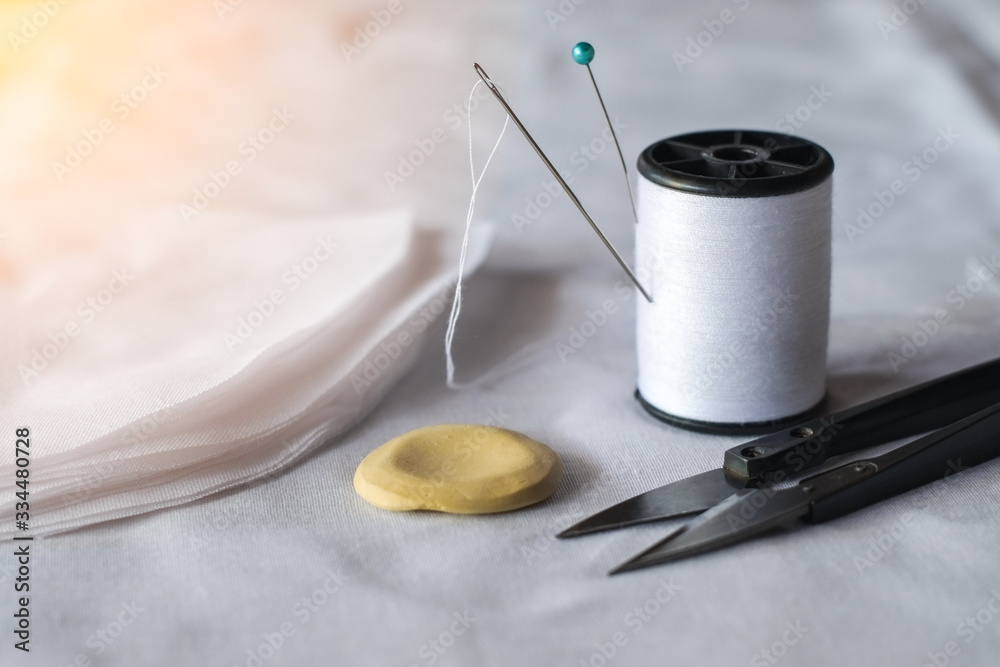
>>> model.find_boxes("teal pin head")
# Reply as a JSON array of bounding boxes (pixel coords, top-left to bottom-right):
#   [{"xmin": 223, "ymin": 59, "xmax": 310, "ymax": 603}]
[{"xmin": 572, "ymin": 42, "xmax": 594, "ymax": 66}]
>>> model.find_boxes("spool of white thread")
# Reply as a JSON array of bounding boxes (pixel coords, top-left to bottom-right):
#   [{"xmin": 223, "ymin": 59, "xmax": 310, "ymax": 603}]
[{"xmin": 634, "ymin": 130, "xmax": 834, "ymax": 434}]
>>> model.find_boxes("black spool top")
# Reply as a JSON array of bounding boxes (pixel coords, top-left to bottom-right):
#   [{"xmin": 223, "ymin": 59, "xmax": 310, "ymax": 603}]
[{"xmin": 637, "ymin": 129, "xmax": 833, "ymax": 198}]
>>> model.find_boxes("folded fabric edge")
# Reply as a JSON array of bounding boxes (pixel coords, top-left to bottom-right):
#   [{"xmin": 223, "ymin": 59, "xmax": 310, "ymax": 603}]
[{"xmin": 0, "ymin": 221, "xmax": 495, "ymax": 537}]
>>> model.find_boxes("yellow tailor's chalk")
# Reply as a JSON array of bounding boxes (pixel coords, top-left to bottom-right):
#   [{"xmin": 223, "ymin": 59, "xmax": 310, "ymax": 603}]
[{"xmin": 353, "ymin": 424, "xmax": 562, "ymax": 514}]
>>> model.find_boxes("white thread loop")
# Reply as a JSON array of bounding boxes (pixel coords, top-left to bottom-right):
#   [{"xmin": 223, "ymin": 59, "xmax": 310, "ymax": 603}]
[
  {"xmin": 635, "ymin": 178, "xmax": 832, "ymax": 424},
  {"xmin": 444, "ymin": 80, "xmax": 508, "ymax": 388}
]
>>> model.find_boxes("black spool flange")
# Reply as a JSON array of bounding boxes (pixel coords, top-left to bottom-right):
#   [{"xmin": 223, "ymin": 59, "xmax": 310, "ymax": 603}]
[
  {"xmin": 635, "ymin": 390, "xmax": 827, "ymax": 436},
  {"xmin": 634, "ymin": 129, "xmax": 833, "ymax": 435},
  {"xmin": 637, "ymin": 129, "xmax": 833, "ymax": 198}
]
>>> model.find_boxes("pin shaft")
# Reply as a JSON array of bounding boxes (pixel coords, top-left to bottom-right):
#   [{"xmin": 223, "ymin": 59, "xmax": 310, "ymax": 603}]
[
  {"xmin": 472, "ymin": 63, "xmax": 652, "ymax": 303},
  {"xmin": 585, "ymin": 64, "xmax": 638, "ymax": 224}
]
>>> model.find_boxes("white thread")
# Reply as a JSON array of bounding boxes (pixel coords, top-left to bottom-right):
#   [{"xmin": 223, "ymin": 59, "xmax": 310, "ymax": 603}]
[
  {"xmin": 444, "ymin": 80, "xmax": 508, "ymax": 388},
  {"xmin": 635, "ymin": 177, "xmax": 832, "ymax": 424}
]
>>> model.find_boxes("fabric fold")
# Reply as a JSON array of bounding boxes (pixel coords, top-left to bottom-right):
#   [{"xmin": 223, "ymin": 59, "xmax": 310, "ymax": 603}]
[{"xmin": 1, "ymin": 210, "xmax": 493, "ymax": 537}]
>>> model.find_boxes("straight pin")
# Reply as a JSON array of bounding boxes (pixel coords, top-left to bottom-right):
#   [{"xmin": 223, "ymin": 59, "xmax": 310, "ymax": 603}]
[
  {"xmin": 472, "ymin": 63, "xmax": 652, "ymax": 303},
  {"xmin": 572, "ymin": 42, "xmax": 638, "ymax": 224}
]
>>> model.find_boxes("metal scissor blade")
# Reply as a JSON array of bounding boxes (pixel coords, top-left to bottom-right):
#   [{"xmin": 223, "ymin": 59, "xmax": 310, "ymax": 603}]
[
  {"xmin": 557, "ymin": 469, "xmax": 744, "ymax": 538},
  {"xmin": 612, "ymin": 401, "xmax": 1000, "ymax": 573},
  {"xmin": 609, "ymin": 486, "xmax": 813, "ymax": 574}
]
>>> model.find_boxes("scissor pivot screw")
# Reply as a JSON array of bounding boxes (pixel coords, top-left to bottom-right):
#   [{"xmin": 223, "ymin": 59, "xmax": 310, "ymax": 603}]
[
  {"xmin": 741, "ymin": 446, "xmax": 766, "ymax": 458},
  {"xmin": 790, "ymin": 427, "xmax": 814, "ymax": 439}
]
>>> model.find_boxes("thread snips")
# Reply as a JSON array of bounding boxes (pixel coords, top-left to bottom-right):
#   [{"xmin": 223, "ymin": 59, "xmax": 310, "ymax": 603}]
[{"xmin": 558, "ymin": 356, "xmax": 1000, "ymax": 574}]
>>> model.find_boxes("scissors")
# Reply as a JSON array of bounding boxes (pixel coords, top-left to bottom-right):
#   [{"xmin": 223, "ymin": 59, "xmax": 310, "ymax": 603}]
[{"xmin": 558, "ymin": 356, "xmax": 1000, "ymax": 574}]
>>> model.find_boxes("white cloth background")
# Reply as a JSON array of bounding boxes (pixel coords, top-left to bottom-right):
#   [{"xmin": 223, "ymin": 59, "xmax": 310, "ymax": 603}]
[{"xmin": 4, "ymin": 0, "xmax": 1000, "ymax": 665}]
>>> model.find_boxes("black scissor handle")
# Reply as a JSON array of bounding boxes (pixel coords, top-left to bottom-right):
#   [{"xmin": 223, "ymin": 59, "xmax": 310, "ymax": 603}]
[
  {"xmin": 723, "ymin": 356, "xmax": 1000, "ymax": 482},
  {"xmin": 807, "ymin": 400, "xmax": 1000, "ymax": 524}
]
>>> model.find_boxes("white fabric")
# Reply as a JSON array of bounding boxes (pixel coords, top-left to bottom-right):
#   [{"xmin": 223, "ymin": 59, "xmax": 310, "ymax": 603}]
[
  {"xmin": 636, "ymin": 178, "xmax": 831, "ymax": 423},
  {"xmin": 5, "ymin": 1, "xmax": 1000, "ymax": 666},
  {"xmin": 0, "ymin": 0, "xmax": 498, "ymax": 537},
  {"xmin": 0, "ymin": 209, "xmax": 494, "ymax": 537}
]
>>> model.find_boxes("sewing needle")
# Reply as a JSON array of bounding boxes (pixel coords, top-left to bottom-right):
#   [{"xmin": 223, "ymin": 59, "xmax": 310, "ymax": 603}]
[{"xmin": 473, "ymin": 63, "xmax": 652, "ymax": 303}]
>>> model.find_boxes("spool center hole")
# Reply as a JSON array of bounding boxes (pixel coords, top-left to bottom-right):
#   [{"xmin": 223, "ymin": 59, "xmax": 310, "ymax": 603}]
[{"xmin": 706, "ymin": 144, "xmax": 766, "ymax": 164}]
